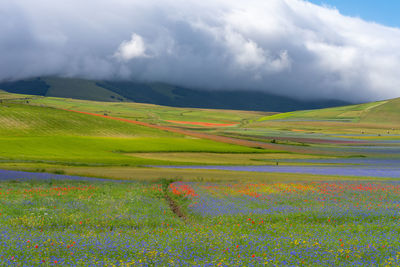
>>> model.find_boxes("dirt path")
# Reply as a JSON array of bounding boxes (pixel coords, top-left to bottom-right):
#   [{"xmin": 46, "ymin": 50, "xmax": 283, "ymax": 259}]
[
  {"xmin": 65, "ymin": 109, "xmax": 334, "ymax": 155},
  {"xmin": 165, "ymin": 193, "xmax": 188, "ymax": 223}
]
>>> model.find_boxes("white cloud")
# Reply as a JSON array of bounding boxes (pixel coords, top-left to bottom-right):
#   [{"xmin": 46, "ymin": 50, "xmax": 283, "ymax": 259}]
[
  {"xmin": 0, "ymin": 0, "xmax": 400, "ymax": 101},
  {"xmin": 222, "ymin": 28, "xmax": 291, "ymax": 74},
  {"xmin": 114, "ymin": 33, "xmax": 149, "ymax": 61},
  {"xmin": 225, "ymin": 29, "xmax": 267, "ymax": 69}
]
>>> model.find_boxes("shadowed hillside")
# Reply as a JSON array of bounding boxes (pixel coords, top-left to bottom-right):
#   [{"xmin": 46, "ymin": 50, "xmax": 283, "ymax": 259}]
[{"xmin": 0, "ymin": 77, "xmax": 350, "ymax": 112}]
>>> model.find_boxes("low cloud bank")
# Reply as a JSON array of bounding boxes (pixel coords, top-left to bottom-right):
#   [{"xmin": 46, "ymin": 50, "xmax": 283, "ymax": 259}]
[{"xmin": 1, "ymin": 0, "xmax": 400, "ymax": 101}]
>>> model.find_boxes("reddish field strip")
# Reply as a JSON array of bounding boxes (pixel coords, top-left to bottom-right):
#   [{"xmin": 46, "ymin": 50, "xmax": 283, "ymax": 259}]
[
  {"xmin": 64, "ymin": 109, "xmax": 336, "ymax": 154},
  {"xmin": 165, "ymin": 120, "xmax": 237, "ymax": 127}
]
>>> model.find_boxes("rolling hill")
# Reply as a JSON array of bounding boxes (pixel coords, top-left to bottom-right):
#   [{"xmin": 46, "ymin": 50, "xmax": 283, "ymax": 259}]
[
  {"xmin": 258, "ymin": 97, "xmax": 400, "ymax": 125},
  {"xmin": 0, "ymin": 77, "xmax": 350, "ymax": 112},
  {"xmin": 0, "ymin": 92, "xmax": 265, "ymax": 167},
  {"xmin": 239, "ymin": 97, "xmax": 400, "ymax": 140},
  {"xmin": 0, "ymin": 89, "xmax": 399, "ymax": 178}
]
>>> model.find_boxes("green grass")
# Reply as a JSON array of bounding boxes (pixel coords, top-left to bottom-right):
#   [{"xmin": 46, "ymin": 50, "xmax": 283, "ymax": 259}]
[
  {"xmin": 0, "ymin": 90, "xmax": 30, "ymax": 100},
  {"xmin": 258, "ymin": 112, "xmax": 295, "ymax": 121},
  {"xmin": 361, "ymin": 97, "xmax": 400, "ymax": 124},
  {"xmin": 13, "ymin": 95, "xmax": 268, "ymax": 125},
  {"xmin": 1, "ymin": 85, "xmax": 400, "ymax": 266},
  {"xmin": 0, "ymin": 135, "xmax": 263, "ymax": 166},
  {"xmin": 245, "ymin": 98, "xmax": 400, "ymax": 139},
  {"xmin": 258, "ymin": 99, "xmax": 396, "ymax": 124},
  {"xmin": 1, "ymin": 90, "xmax": 399, "ymax": 169},
  {"xmin": 0, "ymin": 100, "xmax": 265, "ymax": 166},
  {"xmin": 0, "ymin": 103, "xmax": 174, "ymax": 137}
]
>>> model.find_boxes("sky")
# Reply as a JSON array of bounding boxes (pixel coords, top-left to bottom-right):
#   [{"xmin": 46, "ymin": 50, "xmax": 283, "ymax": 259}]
[
  {"xmin": 1, "ymin": 0, "xmax": 400, "ymax": 102},
  {"xmin": 308, "ymin": 0, "xmax": 400, "ymax": 28}
]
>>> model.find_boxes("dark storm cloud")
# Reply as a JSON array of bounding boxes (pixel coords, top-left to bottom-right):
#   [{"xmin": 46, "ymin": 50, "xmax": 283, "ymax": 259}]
[{"xmin": 1, "ymin": 0, "xmax": 400, "ymax": 101}]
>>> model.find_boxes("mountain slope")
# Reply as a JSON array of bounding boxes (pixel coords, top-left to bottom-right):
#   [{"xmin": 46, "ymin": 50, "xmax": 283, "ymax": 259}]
[
  {"xmin": 258, "ymin": 97, "xmax": 400, "ymax": 125},
  {"xmin": 97, "ymin": 80, "xmax": 349, "ymax": 112},
  {"xmin": 0, "ymin": 77, "xmax": 350, "ymax": 112},
  {"xmin": 44, "ymin": 77, "xmax": 128, "ymax": 102},
  {"xmin": 0, "ymin": 77, "xmax": 127, "ymax": 102}
]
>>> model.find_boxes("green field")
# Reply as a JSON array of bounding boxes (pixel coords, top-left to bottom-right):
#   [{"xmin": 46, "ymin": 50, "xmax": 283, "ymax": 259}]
[
  {"xmin": 22, "ymin": 95, "xmax": 268, "ymax": 125},
  {"xmin": 0, "ymin": 95, "xmax": 270, "ymax": 168},
  {"xmin": 254, "ymin": 97, "xmax": 400, "ymax": 136},
  {"xmin": 258, "ymin": 100, "xmax": 391, "ymax": 123},
  {"xmin": 1, "ymin": 178, "xmax": 400, "ymax": 265},
  {"xmin": 1, "ymin": 90, "xmax": 399, "ymax": 173},
  {"xmin": 1, "ymin": 89, "xmax": 400, "ymax": 266}
]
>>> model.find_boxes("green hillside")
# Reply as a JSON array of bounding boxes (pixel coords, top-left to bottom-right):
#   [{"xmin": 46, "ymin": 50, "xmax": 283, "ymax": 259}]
[
  {"xmin": 15, "ymin": 94, "xmax": 269, "ymax": 125},
  {"xmin": 1, "ymin": 89, "xmax": 399, "ymax": 176},
  {"xmin": 249, "ymin": 98, "xmax": 400, "ymax": 137},
  {"xmin": 0, "ymin": 102, "xmax": 168, "ymax": 137},
  {"xmin": 0, "ymin": 95, "xmax": 264, "ymax": 167},
  {"xmin": 361, "ymin": 98, "xmax": 400, "ymax": 124},
  {"xmin": 258, "ymin": 98, "xmax": 400, "ymax": 125}
]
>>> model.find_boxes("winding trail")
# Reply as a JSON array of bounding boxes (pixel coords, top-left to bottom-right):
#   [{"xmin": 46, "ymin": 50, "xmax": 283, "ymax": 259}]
[{"xmin": 165, "ymin": 193, "xmax": 188, "ymax": 223}]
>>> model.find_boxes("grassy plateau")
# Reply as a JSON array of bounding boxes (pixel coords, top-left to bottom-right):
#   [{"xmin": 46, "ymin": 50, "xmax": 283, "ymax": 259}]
[{"xmin": 0, "ymin": 89, "xmax": 399, "ymax": 266}]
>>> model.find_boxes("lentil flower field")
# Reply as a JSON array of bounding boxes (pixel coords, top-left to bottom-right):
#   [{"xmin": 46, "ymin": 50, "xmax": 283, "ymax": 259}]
[{"xmin": 2, "ymin": 177, "xmax": 400, "ymax": 266}]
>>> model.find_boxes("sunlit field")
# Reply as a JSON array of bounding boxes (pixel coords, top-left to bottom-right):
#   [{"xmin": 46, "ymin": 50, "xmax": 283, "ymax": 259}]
[
  {"xmin": 2, "ymin": 178, "xmax": 400, "ymax": 266},
  {"xmin": 2, "ymin": 0, "xmax": 400, "ymax": 265},
  {"xmin": 0, "ymin": 179, "xmax": 181, "ymax": 266},
  {"xmin": 1, "ymin": 92, "xmax": 400, "ymax": 266}
]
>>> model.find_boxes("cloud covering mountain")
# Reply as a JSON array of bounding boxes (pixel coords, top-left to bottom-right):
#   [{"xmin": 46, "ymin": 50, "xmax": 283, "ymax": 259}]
[{"xmin": 1, "ymin": 0, "xmax": 400, "ymax": 101}]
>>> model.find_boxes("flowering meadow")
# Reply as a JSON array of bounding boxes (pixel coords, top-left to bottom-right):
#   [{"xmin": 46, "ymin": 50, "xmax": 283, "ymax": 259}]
[
  {"xmin": 1, "ymin": 178, "xmax": 400, "ymax": 266},
  {"xmin": 0, "ymin": 180, "xmax": 183, "ymax": 266},
  {"xmin": 172, "ymin": 181, "xmax": 400, "ymax": 266}
]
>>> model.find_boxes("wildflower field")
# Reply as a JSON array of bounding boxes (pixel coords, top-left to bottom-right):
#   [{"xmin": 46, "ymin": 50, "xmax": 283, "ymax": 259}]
[
  {"xmin": 2, "ymin": 177, "xmax": 400, "ymax": 266},
  {"xmin": 1, "ymin": 89, "xmax": 400, "ymax": 266}
]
